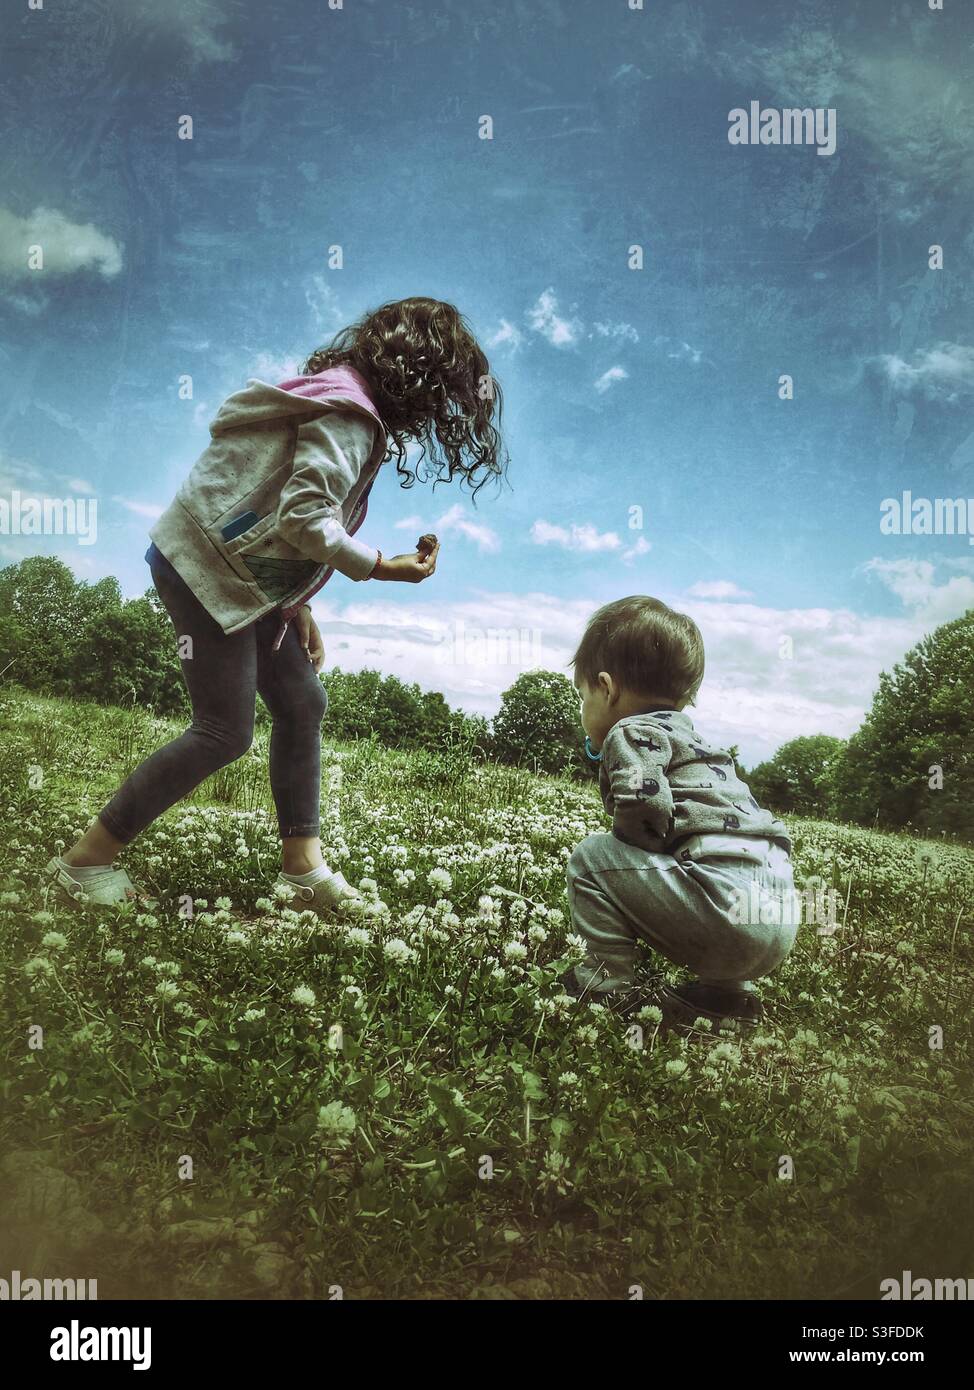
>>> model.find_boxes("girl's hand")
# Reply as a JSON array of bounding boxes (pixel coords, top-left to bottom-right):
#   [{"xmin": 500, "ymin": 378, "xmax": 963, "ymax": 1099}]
[
  {"xmin": 293, "ymin": 605, "xmax": 325, "ymax": 672},
  {"xmin": 373, "ymin": 542, "xmax": 439, "ymax": 583}
]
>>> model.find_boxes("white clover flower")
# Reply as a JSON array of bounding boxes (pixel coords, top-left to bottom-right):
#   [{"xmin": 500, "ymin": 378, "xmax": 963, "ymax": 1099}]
[
  {"xmin": 491, "ymin": 966, "xmax": 507, "ymax": 982},
  {"xmin": 383, "ymin": 937, "xmax": 417, "ymax": 965},
  {"xmin": 558, "ymin": 1071, "xmax": 580, "ymax": 1088},
  {"xmin": 241, "ymin": 1007, "xmax": 266, "ymax": 1022},
  {"xmin": 105, "ymin": 949, "xmax": 125, "ymax": 967},
  {"xmin": 41, "ymin": 931, "xmax": 68, "ymax": 951},
  {"xmin": 317, "ymin": 1101, "xmax": 357, "ymax": 1141},
  {"xmin": 291, "ymin": 985, "xmax": 317, "ymax": 1007},
  {"xmin": 225, "ymin": 931, "xmax": 247, "ymax": 946},
  {"xmin": 635, "ymin": 1004, "xmax": 663, "ymax": 1025},
  {"xmin": 155, "ymin": 980, "xmax": 180, "ymax": 1001},
  {"xmin": 254, "ymin": 897, "xmax": 274, "ymax": 913},
  {"xmin": 345, "ymin": 926, "xmax": 373, "ymax": 947},
  {"xmin": 139, "ymin": 956, "xmax": 158, "ymax": 970},
  {"xmin": 0, "ymin": 890, "xmax": 22, "ymax": 905},
  {"xmin": 477, "ymin": 894, "xmax": 497, "ymax": 917},
  {"xmin": 428, "ymin": 867, "xmax": 453, "ymax": 892},
  {"xmin": 272, "ymin": 882, "xmax": 294, "ymax": 902},
  {"xmin": 577, "ymin": 1024, "xmax": 599, "ymax": 1044},
  {"xmin": 358, "ymin": 877, "xmax": 379, "ymax": 897},
  {"xmin": 502, "ymin": 941, "xmax": 528, "ymax": 961},
  {"xmin": 527, "ymin": 924, "xmax": 548, "ymax": 944},
  {"xmin": 24, "ymin": 956, "xmax": 53, "ymax": 978},
  {"xmin": 31, "ymin": 910, "xmax": 56, "ymax": 926},
  {"xmin": 665, "ymin": 1059, "xmax": 689, "ymax": 1077},
  {"xmin": 215, "ymin": 896, "xmax": 232, "ymax": 910}
]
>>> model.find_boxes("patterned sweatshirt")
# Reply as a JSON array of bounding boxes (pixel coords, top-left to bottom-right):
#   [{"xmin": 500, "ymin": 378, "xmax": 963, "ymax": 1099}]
[{"xmin": 597, "ymin": 709, "xmax": 791, "ymax": 855}]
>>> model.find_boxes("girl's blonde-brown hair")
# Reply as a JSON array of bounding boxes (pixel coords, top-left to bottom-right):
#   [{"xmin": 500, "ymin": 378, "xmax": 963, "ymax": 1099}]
[{"xmin": 570, "ymin": 596, "xmax": 705, "ymax": 706}]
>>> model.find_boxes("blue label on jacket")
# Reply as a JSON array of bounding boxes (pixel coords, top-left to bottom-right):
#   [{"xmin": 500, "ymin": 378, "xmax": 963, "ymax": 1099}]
[{"xmin": 221, "ymin": 510, "xmax": 261, "ymax": 541}]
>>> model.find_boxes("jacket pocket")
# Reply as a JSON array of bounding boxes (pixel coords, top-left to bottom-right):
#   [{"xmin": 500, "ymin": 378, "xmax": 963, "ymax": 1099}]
[
  {"xmin": 221, "ymin": 510, "xmax": 277, "ymax": 556},
  {"xmin": 219, "ymin": 514, "xmax": 322, "ymax": 602}
]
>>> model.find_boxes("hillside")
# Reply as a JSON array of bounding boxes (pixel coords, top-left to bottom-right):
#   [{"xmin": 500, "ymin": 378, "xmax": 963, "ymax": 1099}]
[{"xmin": 1, "ymin": 687, "xmax": 972, "ymax": 1299}]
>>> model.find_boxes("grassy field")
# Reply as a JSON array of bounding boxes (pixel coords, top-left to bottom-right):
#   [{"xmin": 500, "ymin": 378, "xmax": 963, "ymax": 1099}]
[{"xmin": 1, "ymin": 686, "xmax": 973, "ymax": 1300}]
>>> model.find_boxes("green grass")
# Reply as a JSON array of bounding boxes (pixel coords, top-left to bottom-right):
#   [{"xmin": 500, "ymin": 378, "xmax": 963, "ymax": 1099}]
[{"xmin": 1, "ymin": 686, "xmax": 973, "ymax": 1299}]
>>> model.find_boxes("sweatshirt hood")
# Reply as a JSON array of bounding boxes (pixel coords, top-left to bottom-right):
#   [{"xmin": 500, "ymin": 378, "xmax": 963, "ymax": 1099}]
[{"xmin": 208, "ymin": 364, "xmax": 385, "ymax": 436}]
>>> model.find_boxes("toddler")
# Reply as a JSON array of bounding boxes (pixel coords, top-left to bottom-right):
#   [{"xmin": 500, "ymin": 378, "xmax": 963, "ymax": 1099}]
[{"xmin": 565, "ymin": 595, "xmax": 800, "ymax": 1028}]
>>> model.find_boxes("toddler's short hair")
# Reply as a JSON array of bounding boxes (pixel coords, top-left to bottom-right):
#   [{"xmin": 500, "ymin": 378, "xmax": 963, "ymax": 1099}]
[{"xmin": 570, "ymin": 596, "xmax": 705, "ymax": 706}]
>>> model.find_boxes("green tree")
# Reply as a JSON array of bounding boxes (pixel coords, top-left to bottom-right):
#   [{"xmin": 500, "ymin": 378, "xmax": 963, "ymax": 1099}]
[
  {"xmin": 490, "ymin": 669, "xmax": 588, "ymax": 777},
  {"xmin": 749, "ymin": 735, "xmax": 846, "ymax": 817},
  {"xmin": 830, "ymin": 610, "xmax": 974, "ymax": 838},
  {"xmin": 75, "ymin": 592, "xmax": 187, "ymax": 714}
]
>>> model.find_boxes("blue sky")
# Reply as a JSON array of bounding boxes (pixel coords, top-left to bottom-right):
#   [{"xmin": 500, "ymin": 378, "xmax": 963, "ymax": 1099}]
[{"xmin": 2, "ymin": 0, "xmax": 973, "ymax": 762}]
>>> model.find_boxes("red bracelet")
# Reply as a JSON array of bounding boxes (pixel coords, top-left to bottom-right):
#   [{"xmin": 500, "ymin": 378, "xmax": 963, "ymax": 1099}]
[{"xmin": 367, "ymin": 549, "xmax": 382, "ymax": 579}]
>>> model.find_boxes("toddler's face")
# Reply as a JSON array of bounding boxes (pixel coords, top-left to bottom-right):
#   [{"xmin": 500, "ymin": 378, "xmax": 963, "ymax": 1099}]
[{"xmin": 574, "ymin": 675, "xmax": 614, "ymax": 750}]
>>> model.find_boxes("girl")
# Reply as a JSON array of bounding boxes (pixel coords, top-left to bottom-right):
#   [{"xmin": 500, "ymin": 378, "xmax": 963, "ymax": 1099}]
[{"xmin": 46, "ymin": 297, "xmax": 506, "ymax": 913}]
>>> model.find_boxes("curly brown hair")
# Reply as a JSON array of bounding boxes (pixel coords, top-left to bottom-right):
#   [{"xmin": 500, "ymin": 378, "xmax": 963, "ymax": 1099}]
[{"xmin": 301, "ymin": 297, "xmax": 508, "ymax": 499}]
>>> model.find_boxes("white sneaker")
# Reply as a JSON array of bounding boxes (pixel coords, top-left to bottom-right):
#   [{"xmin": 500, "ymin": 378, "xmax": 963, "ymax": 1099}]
[
  {"xmin": 274, "ymin": 868, "xmax": 363, "ymax": 916},
  {"xmin": 44, "ymin": 856, "xmax": 144, "ymax": 908}
]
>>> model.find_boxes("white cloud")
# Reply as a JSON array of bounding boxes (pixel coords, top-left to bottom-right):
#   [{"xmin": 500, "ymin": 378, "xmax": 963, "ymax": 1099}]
[
  {"xmin": 593, "ymin": 321, "xmax": 639, "ymax": 344},
  {"xmin": 654, "ymin": 335, "xmax": 705, "ymax": 366},
  {"xmin": 138, "ymin": 0, "xmax": 238, "ymax": 65},
  {"xmin": 302, "ymin": 577, "xmax": 959, "ymax": 764},
  {"xmin": 0, "ymin": 206, "xmax": 122, "ymax": 281},
  {"xmin": 394, "ymin": 514, "xmax": 425, "ymax": 531},
  {"xmin": 531, "ymin": 519, "xmax": 622, "ymax": 553},
  {"xmin": 526, "ymin": 289, "xmax": 583, "ymax": 348},
  {"xmin": 876, "ymin": 343, "xmax": 974, "ymax": 402},
  {"xmin": 112, "ymin": 496, "xmax": 164, "ymax": 521},
  {"xmin": 248, "ymin": 351, "xmax": 302, "ymax": 384},
  {"xmin": 434, "ymin": 503, "xmax": 501, "ymax": 553},
  {"xmin": 864, "ymin": 557, "xmax": 974, "ymax": 627},
  {"xmin": 621, "ymin": 536, "xmax": 651, "ymax": 563},
  {"xmin": 594, "ymin": 365, "xmax": 628, "ymax": 394},
  {"xmin": 486, "ymin": 318, "xmax": 524, "ymax": 352},
  {"xmin": 304, "ymin": 276, "xmax": 347, "ymax": 337},
  {"xmin": 687, "ymin": 580, "xmax": 754, "ymax": 600}
]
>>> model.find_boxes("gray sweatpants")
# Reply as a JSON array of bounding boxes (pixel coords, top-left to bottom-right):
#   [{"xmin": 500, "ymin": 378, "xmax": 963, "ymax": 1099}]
[{"xmin": 566, "ymin": 832, "xmax": 800, "ymax": 994}]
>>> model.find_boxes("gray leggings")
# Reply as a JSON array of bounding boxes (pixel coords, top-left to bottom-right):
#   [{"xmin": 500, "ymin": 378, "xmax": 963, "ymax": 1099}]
[{"xmin": 97, "ymin": 542, "xmax": 327, "ymax": 844}]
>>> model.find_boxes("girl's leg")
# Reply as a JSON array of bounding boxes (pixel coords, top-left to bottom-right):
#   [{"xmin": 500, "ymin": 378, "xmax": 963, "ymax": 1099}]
[
  {"xmin": 66, "ymin": 551, "xmax": 259, "ymax": 858},
  {"xmin": 254, "ymin": 614, "xmax": 328, "ymax": 871}
]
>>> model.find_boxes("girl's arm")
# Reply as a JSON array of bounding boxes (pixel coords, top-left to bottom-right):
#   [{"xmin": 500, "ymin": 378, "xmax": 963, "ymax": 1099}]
[{"xmin": 276, "ymin": 411, "xmax": 380, "ymax": 580}]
